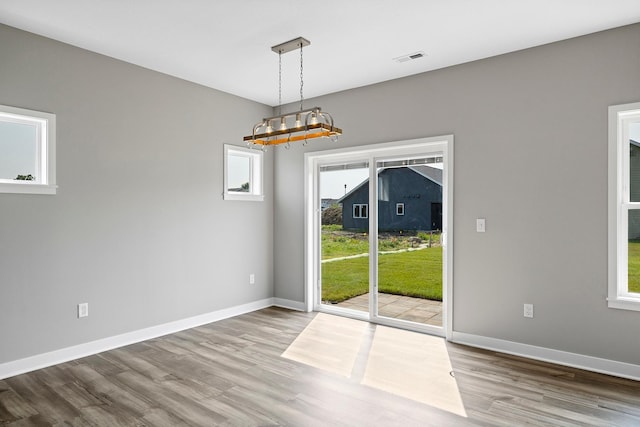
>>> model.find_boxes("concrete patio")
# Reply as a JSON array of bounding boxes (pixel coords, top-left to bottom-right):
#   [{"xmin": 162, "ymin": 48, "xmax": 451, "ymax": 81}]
[{"xmin": 335, "ymin": 293, "xmax": 442, "ymax": 326}]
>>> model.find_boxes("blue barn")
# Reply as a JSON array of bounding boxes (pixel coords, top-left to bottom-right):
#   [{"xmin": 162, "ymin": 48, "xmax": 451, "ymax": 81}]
[{"xmin": 338, "ymin": 165, "xmax": 442, "ymax": 232}]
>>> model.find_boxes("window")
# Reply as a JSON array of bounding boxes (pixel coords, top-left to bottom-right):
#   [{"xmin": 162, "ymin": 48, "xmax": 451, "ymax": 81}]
[
  {"xmin": 609, "ymin": 102, "xmax": 640, "ymax": 311},
  {"xmin": 0, "ymin": 104, "xmax": 56, "ymax": 195},
  {"xmin": 396, "ymin": 203, "xmax": 405, "ymax": 216},
  {"xmin": 223, "ymin": 144, "xmax": 263, "ymax": 201},
  {"xmin": 353, "ymin": 203, "xmax": 368, "ymax": 218}
]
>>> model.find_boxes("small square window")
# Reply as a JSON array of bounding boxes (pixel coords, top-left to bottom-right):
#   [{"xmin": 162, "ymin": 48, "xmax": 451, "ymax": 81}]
[
  {"xmin": 353, "ymin": 203, "xmax": 368, "ymax": 218},
  {"xmin": 223, "ymin": 144, "xmax": 264, "ymax": 201},
  {"xmin": 396, "ymin": 203, "xmax": 405, "ymax": 216},
  {"xmin": 0, "ymin": 104, "xmax": 56, "ymax": 195}
]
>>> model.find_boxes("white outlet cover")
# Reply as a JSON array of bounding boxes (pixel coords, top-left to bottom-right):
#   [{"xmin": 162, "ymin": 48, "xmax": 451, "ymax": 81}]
[
  {"xmin": 523, "ymin": 303, "xmax": 534, "ymax": 318},
  {"xmin": 78, "ymin": 303, "xmax": 89, "ymax": 318},
  {"xmin": 476, "ymin": 218, "xmax": 486, "ymax": 232}
]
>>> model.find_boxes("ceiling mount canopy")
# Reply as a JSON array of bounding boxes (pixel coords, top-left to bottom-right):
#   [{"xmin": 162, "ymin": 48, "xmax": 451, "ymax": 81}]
[{"xmin": 244, "ymin": 37, "xmax": 342, "ymax": 150}]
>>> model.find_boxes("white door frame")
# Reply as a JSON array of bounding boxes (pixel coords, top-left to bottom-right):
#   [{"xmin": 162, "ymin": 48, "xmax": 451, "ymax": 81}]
[{"xmin": 303, "ymin": 135, "xmax": 454, "ymax": 338}]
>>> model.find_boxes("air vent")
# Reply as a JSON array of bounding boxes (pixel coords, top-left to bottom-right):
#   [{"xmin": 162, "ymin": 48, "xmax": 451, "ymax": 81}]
[{"xmin": 393, "ymin": 51, "xmax": 426, "ymax": 63}]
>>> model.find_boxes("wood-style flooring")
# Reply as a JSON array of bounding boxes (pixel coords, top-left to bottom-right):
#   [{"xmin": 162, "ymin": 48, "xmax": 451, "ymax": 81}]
[{"xmin": 1, "ymin": 307, "xmax": 639, "ymax": 426}]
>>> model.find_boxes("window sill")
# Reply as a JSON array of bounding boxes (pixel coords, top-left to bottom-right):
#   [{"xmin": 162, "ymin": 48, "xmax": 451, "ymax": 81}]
[
  {"xmin": 223, "ymin": 193, "xmax": 264, "ymax": 202},
  {"xmin": 607, "ymin": 296, "xmax": 640, "ymax": 312},
  {"xmin": 0, "ymin": 183, "xmax": 57, "ymax": 195}
]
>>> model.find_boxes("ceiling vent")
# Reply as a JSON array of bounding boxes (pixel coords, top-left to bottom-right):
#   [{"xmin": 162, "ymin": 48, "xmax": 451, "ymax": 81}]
[{"xmin": 393, "ymin": 51, "xmax": 426, "ymax": 63}]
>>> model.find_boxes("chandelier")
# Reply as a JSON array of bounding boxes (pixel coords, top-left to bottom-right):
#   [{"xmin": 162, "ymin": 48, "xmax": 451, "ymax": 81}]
[{"xmin": 244, "ymin": 37, "xmax": 342, "ymax": 149}]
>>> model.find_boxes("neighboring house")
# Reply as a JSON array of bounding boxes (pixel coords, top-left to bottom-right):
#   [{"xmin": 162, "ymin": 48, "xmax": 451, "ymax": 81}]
[
  {"xmin": 338, "ymin": 165, "xmax": 442, "ymax": 231},
  {"xmin": 630, "ymin": 140, "xmax": 640, "ymax": 238}
]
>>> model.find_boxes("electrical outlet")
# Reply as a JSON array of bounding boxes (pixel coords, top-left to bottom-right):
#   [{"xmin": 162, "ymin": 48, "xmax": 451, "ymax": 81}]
[
  {"xmin": 476, "ymin": 218, "xmax": 486, "ymax": 232},
  {"xmin": 249, "ymin": 274, "xmax": 255, "ymax": 285},
  {"xmin": 523, "ymin": 303, "xmax": 534, "ymax": 318},
  {"xmin": 78, "ymin": 303, "xmax": 89, "ymax": 318}
]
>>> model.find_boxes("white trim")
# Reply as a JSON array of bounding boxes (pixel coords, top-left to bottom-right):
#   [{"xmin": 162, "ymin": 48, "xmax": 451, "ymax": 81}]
[
  {"xmin": 303, "ymin": 150, "xmax": 317, "ymax": 313},
  {"xmin": 0, "ymin": 182, "xmax": 57, "ymax": 195},
  {"xmin": 272, "ymin": 298, "xmax": 307, "ymax": 312},
  {"xmin": 353, "ymin": 203, "xmax": 368, "ymax": 219},
  {"xmin": 304, "ymin": 135, "xmax": 454, "ymax": 338},
  {"xmin": 4, "ymin": 299, "xmax": 638, "ymax": 384},
  {"xmin": 223, "ymin": 144, "xmax": 264, "ymax": 201},
  {"xmin": 317, "ymin": 304, "xmax": 371, "ymax": 321},
  {"xmin": 608, "ymin": 102, "xmax": 640, "ymax": 311},
  {"xmin": 451, "ymin": 331, "xmax": 640, "ymax": 381},
  {"xmin": 0, "ymin": 298, "xmax": 273, "ymax": 380}
]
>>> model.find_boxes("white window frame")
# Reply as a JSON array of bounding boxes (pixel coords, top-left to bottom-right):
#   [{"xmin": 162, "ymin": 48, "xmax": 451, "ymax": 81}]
[
  {"xmin": 223, "ymin": 144, "xmax": 264, "ymax": 201},
  {"xmin": 304, "ymin": 135, "xmax": 454, "ymax": 337},
  {"xmin": 353, "ymin": 203, "xmax": 368, "ymax": 219},
  {"xmin": 608, "ymin": 102, "xmax": 640, "ymax": 311},
  {"xmin": 0, "ymin": 104, "xmax": 56, "ymax": 195},
  {"xmin": 396, "ymin": 202, "xmax": 405, "ymax": 216}
]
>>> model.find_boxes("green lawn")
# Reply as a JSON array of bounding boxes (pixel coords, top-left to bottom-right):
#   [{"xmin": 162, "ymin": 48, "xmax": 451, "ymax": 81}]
[
  {"xmin": 629, "ymin": 240, "xmax": 640, "ymax": 293},
  {"xmin": 321, "ymin": 247, "xmax": 442, "ymax": 303},
  {"xmin": 321, "ymin": 225, "xmax": 439, "ymax": 259},
  {"xmin": 322, "ymin": 230, "xmax": 369, "ymax": 259}
]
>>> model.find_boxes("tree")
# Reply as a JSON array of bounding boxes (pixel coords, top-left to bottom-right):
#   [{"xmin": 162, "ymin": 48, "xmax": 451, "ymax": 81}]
[{"xmin": 322, "ymin": 204, "xmax": 342, "ymax": 225}]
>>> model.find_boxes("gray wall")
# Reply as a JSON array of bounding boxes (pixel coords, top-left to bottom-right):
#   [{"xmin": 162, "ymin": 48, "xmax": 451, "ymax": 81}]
[
  {"xmin": 274, "ymin": 24, "xmax": 640, "ymax": 365},
  {"xmin": 0, "ymin": 24, "xmax": 273, "ymax": 364}
]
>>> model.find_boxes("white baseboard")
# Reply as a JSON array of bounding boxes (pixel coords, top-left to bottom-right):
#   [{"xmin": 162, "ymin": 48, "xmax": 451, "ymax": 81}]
[
  {"xmin": 6, "ymin": 305, "xmax": 637, "ymax": 383},
  {"xmin": 271, "ymin": 298, "xmax": 307, "ymax": 311},
  {"xmin": 451, "ymin": 331, "xmax": 640, "ymax": 381},
  {"xmin": 0, "ymin": 298, "xmax": 273, "ymax": 380}
]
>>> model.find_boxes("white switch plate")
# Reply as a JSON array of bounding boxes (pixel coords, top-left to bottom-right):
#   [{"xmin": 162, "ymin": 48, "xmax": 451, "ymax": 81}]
[
  {"xmin": 476, "ymin": 218, "xmax": 486, "ymax": 232},
  {"xmin": 78, "ymin": 303, "xmax": 89, "ymax": 318},
  {"xmin": 523, "ymin": 303, "xmax": 534, "ymax": 318},
  {"xmin": 249, "ymin": 274, "xmax": 255, "ymax": 285}
]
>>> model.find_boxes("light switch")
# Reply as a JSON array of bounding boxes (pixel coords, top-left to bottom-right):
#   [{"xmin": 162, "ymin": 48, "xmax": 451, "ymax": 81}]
[{"xmin": 476, "ymin": 218, "xmax": 486, "ymax": 233}]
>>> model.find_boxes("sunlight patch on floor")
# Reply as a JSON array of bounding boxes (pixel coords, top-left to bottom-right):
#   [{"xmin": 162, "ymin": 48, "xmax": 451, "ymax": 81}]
[
  {"xmin": 362, "ymin": 325, "xmax": 467, "ymax": 417},
  {"xmin": 281, "ymin": 313, "xmax": 467, "ymax": 418},
  {"xmin": 281, "ymin": 313, "xmax": 368, "ymax": 377}
]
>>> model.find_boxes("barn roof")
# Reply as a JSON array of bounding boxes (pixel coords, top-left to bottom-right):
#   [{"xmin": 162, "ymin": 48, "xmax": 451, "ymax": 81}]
[
  {"xmin": 338, "ymin": 165, "xmax": 443, "ymax": 203},
  {"xmin": 408, "ymin": 165, "xmax": 442, "ymax": 186}
]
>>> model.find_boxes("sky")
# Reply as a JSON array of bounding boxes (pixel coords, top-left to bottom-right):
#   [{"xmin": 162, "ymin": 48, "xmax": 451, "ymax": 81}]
[
  {"xmin": 0, "ymin": 121, "xmax": 37, "ymax": 179},
  {"xmin": 632, "ymin": 123, "xmax": 640, "ymax": 141},
  {"xmin": 227, "ymin": 154, "xmax": 250, "ymax": 189},
  {"xmin": 320, "ymin": 168, "xmax": 369, "ymax": 199}
]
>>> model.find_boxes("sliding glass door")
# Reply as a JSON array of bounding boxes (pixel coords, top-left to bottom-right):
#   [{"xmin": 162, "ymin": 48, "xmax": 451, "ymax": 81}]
[{"xmin": 306, "ymin": 136, "xmax": 452, "ymax": 336}]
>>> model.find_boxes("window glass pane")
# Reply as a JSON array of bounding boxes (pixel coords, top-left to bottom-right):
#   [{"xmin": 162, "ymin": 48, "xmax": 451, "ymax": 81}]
[
  {"xmin": 320, "ymin": 160, "xmax": 369, "ymax": 312},
  {"xmin": 629, "ymin": 123, "xmax": 640, "ymax": 202},
  {"xmin": 227, "ymin": 154, "xmax": 250, "ymax": 192},
  {"xmin": 0, "ymin": 120, "xmax": 38, "ymax": 180},
  {"xmin": 628, "ymin": 209, "xmax": 640, "ymax": 294}
]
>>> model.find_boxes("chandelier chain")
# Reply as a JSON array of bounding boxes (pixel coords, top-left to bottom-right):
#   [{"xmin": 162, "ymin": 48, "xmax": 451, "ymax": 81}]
[
  {"xmin": 299, "ymin": 43, "xmax": 304, "ymax": 112},
  {"xmin": 278, "ymin": 51, "xmax": 282, "ymax": 116}
]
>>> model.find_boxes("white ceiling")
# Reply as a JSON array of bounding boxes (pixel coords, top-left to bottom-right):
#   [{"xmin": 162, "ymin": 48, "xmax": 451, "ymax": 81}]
[{"xmin": 1, "ymin": 0, "xmax": 640, "ymax": 107}]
